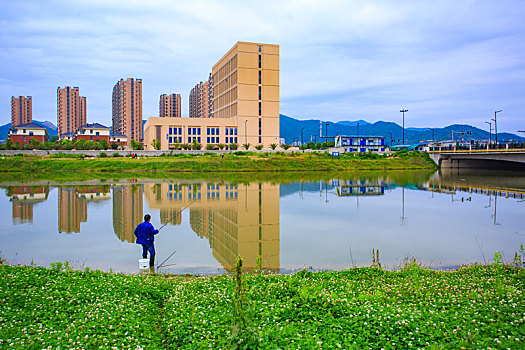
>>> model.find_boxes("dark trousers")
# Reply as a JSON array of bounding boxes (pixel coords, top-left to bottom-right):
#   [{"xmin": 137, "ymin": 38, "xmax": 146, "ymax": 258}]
[{"xmin": 141, "ymin": 244, "xmax": 156, "ymax": 267}]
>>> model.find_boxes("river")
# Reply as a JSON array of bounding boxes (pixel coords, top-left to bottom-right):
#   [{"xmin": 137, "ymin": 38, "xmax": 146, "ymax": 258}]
[{"xmin": 0, "ymin": 169, "xmax": 523, "ymax": 274}]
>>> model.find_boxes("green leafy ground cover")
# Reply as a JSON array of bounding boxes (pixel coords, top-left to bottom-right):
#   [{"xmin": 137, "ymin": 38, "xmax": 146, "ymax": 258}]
[
  {"xmin": 0, "ymin": 151, "xmax": 436, "ymax": 173},
  {"xmin": 1, "ymin": 262, "xmax": 524, "ymax": 349}
]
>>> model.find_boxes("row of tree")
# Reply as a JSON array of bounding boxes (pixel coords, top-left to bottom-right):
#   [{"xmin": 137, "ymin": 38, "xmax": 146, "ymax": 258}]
[{"xmin": 150, "ymin": 139, "xmax": 291, "ymax": 151}]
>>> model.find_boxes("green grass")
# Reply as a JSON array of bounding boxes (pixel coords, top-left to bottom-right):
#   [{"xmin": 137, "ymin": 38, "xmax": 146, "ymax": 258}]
[
  {"xmin": 0, "ymin": 152, "xmax": 437, "ymax": 173},
  {"xmin": 1, "ymin": 262, "xmax": 523, "ymax": 349},
  {"xmin": 0, "ymin": 168, "xmax": 436, "ymax": 186}
]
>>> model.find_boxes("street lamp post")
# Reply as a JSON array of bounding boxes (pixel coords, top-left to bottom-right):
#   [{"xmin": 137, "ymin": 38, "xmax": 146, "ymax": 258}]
[
  {"xmin": 400, "ymin": 109, "xmax": 408, "ymax": 144},
  {"xmin": 485, "ymin": 121, "xmax": 492, "ymax": 146},
  {"xmin": 244, "ymin": 119, "xmax": 248, "ymax": 146},
  {"xmin": 493, "ymin": 110, "xmax": 501, "ymax": 145}
]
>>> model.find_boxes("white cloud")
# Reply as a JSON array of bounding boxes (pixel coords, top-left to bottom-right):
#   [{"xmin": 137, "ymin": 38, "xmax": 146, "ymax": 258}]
[{"xmin": 0, "ymin": 0, "xmax": 524, "ymax": 132}]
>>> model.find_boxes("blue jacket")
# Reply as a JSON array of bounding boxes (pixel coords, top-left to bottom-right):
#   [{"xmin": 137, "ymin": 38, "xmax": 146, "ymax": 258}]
[{"xmin": 134, "ymin": 221, "xmax": 159, "ymax": 245}]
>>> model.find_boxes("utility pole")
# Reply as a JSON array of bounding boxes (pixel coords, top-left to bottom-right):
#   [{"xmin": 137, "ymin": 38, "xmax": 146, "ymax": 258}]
[
  {"xmin": 356, "ymin": 122, "xmax": 360, "ymax": 136},
  {"xmin": 400, "ymin": 109, "xmax": 408, "ymax": 144},
  {"xmin": 300, "ymin": 127, "xmax": 305, "ymax": 147},
  {"xmin": 244, "ymin": 119, "xmax": 248, "ymax": 146},
  {"xmin": 430, "ymin": 128, "xmax": 435, "ymax": 142},
  {"xmin": 485, "ymin": 121, "xmax": 492, "ymax": 145},
  {"xmin": 493, "ymin": 110, "xmax": 501, "ymax": 145},
  {"xmin": 325, "ymin": 123, "xmax": 329, "ymax": 142}
]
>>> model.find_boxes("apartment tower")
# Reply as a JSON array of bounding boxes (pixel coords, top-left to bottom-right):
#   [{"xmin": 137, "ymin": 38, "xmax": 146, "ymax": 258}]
[
  {"xmin": 189, "ymin": 81, "xmax": 210, "ymax": 118},
  {"xmin": 112, "ymin": 78, "xmax": 143, "ymax": 144},
  {"xmin": 212, "ymin": 42, "xmax": 279, "ymax": 144},
  {"xmin": 11, "ymin": 96, "xmax": 32, "ymax": 127},
  {"xmin": 159, "ymin": 94, "xmax": 181, "ymax": 117},
  {"xmin": 57, "ymin": 87, "xmax": 86, "ymax": 137}
]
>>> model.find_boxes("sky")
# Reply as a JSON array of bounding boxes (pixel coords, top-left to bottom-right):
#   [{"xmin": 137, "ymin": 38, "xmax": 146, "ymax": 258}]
[{"xmin": 1, "ymin": 0, "xmax": 524, "ymax": 132}]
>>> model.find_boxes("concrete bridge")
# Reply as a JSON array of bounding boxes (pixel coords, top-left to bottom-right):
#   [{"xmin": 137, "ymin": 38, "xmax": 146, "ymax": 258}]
[{"xmin": 428, "ymin": 149, "xmax": 525, "ymax": 169}]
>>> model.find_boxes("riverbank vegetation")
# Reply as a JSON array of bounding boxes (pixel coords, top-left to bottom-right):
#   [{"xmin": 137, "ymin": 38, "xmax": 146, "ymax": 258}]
[
  {"xmin": 0, "ymin": 150, "xmax": 436, "ymax": 173},
  {"xmin": 1, "ymin": 257, "xmax": 523, "ymax": 349}
]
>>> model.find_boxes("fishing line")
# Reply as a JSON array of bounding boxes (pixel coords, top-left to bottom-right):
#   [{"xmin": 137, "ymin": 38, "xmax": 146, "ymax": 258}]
[{"xmin": 156, "ymin": 198, "xmax": 198, "ymax": 270}]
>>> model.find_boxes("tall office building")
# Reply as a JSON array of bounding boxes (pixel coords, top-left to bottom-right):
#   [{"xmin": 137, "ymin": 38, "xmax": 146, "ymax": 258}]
[
  {"xmin": 159, "ymin": 93, "xmax": 181, "ymax": 117},
  {"xmin": 112, "ymin": 78, "xmax": 143, "ymax": 144},
  {"xmin": 11, "ymin": 96, "xmax": 32, "ymax": 126},
  {"xmin": 144, "ymin": 42, "xmax": 280, "ymax": 150},
  {"xmin": 212, "ymin": 42, "xmax": 279, "ymax": 144},
  {"xmin": 189, "ymin": 81, "xmax": 210, "ymax": 118},
  {"xmin": 57, "ymin": 86, "xmax": 86, "ymax": 137}
]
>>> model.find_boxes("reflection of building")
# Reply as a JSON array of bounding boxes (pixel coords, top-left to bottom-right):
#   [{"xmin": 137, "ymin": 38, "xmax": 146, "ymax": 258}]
[
  {"xmin": 144, "ymin": 182, "xmax": 280, "ymax": 272},
  {"xmin": 75, "ymin": 186, "xmax": 111, "ymax": 201},
  {"xmin": 58, "ymin": 188, "xmax": 87, "ymax": 233},
  {"xmin": 334, "ymin": 179, "xmax": 385, "ymax": 196},
  {"xmin": 7, "ymin": 186, "xmax": 49, "ymax": 224},
  {"xmin": 112, "ymin": 185, "xmax": 143, "ymax": 243}
]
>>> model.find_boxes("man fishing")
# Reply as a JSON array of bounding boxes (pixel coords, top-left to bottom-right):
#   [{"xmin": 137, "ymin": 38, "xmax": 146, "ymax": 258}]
[{"xmin": 134, "ymin": 214, "xmax": 159, "ymax": 267}]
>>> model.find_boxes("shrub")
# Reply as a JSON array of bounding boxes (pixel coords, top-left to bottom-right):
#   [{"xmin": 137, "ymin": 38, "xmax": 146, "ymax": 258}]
[
  {"xmin": 206, "ymin": 144, "xmax": 215, "ymax": 150},
  {"xmin": 99, "ymin": 139, "xmax": 110, "ymax": 150},
  {"xmin": 191, "ymin": 140, "xmax": 202, "ymax": 150},
  {"xmin": 270, "ymin": 143, "xmax": 277, "ymax": 150},
  {"xmin": 111, "ymin": 143, "xmax": 119, "ymax": 150},
  {"xmin": 112, "ymin": 152, "xmax": 120, "ymax": 157},
  {"xmin": 243, "ymin": 143, "xmax": 251, "ymax": 150},
  {"xmin": 281, "ymin": 144, "xmax": 291, "ymax": 150},
  {"xmin": 131, "ymin": 139, "xmax": 144, "ymax": 150},
  {"xmin": 255, "ymin": 144, "xmax": 263, "ymax": 150},
  {"xmin": 99, "ymin": 152, "xmax": 107, "ymax": 158},
  {"xmin": 218, "ymin": 143, "xmax": 226, "ymax": 150},
  {"xmin": 229, "ymin": 143, "xmax": 238, "ymax": 150}
]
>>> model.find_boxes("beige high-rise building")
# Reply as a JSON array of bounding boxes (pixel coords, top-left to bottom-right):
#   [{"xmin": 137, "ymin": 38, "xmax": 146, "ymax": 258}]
[
  {"xmin": 159, "ymin": 94, "xmax": 181, "ymax": 118},
  {"xmin": 112, "ymin": 78, "xmax": 143, "ymax": 144},
  {"xmin": 144, "ymin": 42, "xmax": 280, "ymax": 150},
  {"xmin": 189, "ymin": 81, "xmax": 210, "ymax": 118},
  {"xmin": 11, "ymin": 96, "xmax": 32, "ymax": 126},
  {"xmin": 57, "ymin": 87, "xmax": 86, "ymax": 137}
]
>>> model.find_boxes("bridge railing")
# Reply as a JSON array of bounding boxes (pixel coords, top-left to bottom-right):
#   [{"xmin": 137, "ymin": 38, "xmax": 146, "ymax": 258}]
[{"xmin": 428, "ymin": 142, "xmax": 525, "ymax": 152}]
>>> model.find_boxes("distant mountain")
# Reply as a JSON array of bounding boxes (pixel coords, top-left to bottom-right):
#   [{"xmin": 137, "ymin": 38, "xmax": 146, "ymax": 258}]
[
  {"xmin": 336, "ymin": 120, "xmax": 370, "ymax": 127},
  {"xmin": 406, "ymin": 127, "xmax": 431, "ymax": 132},
  {"xmin": 0, "ymin": 120, "xmax": 58, "ymax": 140},
  {"xmin": 279, "ymin": 114, "xmax": 524, "ymax": 144}
]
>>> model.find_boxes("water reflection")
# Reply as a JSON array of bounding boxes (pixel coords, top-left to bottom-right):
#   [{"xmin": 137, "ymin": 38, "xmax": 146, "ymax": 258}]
[
  {"xmin": 7, "ymin": 186, "xmax": 49, "ymax": 224},
  {"xmin": 144, "ymin": 182, "xmax": 280, "ymax": 272},
  {"xmin": 113, "ymin": 185, "xmax": 143, "ymax": 243},
  {"xmin": 0, "ymin": 169, "xmax": 523, "ymax": 273}
]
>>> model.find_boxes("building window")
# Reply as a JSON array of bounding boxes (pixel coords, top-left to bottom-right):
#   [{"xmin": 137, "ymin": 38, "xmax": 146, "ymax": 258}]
[
  {"xmin": 258, "ymin": 46, "xmax": 261, "ymax": 52},
  {"xmin": 258, "ymin": 102, "xmax": 262, "ymax": 116},
  {"xmin": 258, "ymin": 71, "xmax": 261, "ymax": 84},
  {"xmin": 258, "ymin": 54, "xmax": 261, "ymax": 69}
]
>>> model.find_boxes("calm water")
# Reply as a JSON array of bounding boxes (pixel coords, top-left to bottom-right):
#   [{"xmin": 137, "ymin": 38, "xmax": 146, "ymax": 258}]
[{"xmin": 0, "ymin": 169, "xmax": 524, "ymax": 274}]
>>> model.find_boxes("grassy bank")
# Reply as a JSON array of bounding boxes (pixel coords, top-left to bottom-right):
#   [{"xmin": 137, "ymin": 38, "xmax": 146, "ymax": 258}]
[
  {"xmin": 1, "ymin": 262, "xmax": 523, "ymax": 349},
  {"xmin": 0, "ymin": 151, "xmax": 436, "ymax": 173}
]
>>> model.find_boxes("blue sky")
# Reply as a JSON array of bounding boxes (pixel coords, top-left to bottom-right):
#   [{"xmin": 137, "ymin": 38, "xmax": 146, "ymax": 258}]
[{"xmin": 1, "ymin": 0, "xmax": 524, "ymax": 132}]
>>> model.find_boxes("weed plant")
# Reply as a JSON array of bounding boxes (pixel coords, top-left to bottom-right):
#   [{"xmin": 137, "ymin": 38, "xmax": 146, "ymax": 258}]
[{"xmin": 1, "ymin": 254, "xmax": 523, "ymax": 349}]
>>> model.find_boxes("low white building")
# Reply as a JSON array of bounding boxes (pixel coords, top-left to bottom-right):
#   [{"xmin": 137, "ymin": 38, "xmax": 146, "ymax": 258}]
[{"xmin": 335, "ymin": 135, "xmax": 386, "ymax": 153}]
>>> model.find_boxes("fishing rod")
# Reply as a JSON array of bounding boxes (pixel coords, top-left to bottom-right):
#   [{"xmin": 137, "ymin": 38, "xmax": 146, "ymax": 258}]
[{"xmin": 156, "ymin": 198, "xmax": 198, "ymax": 270}]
